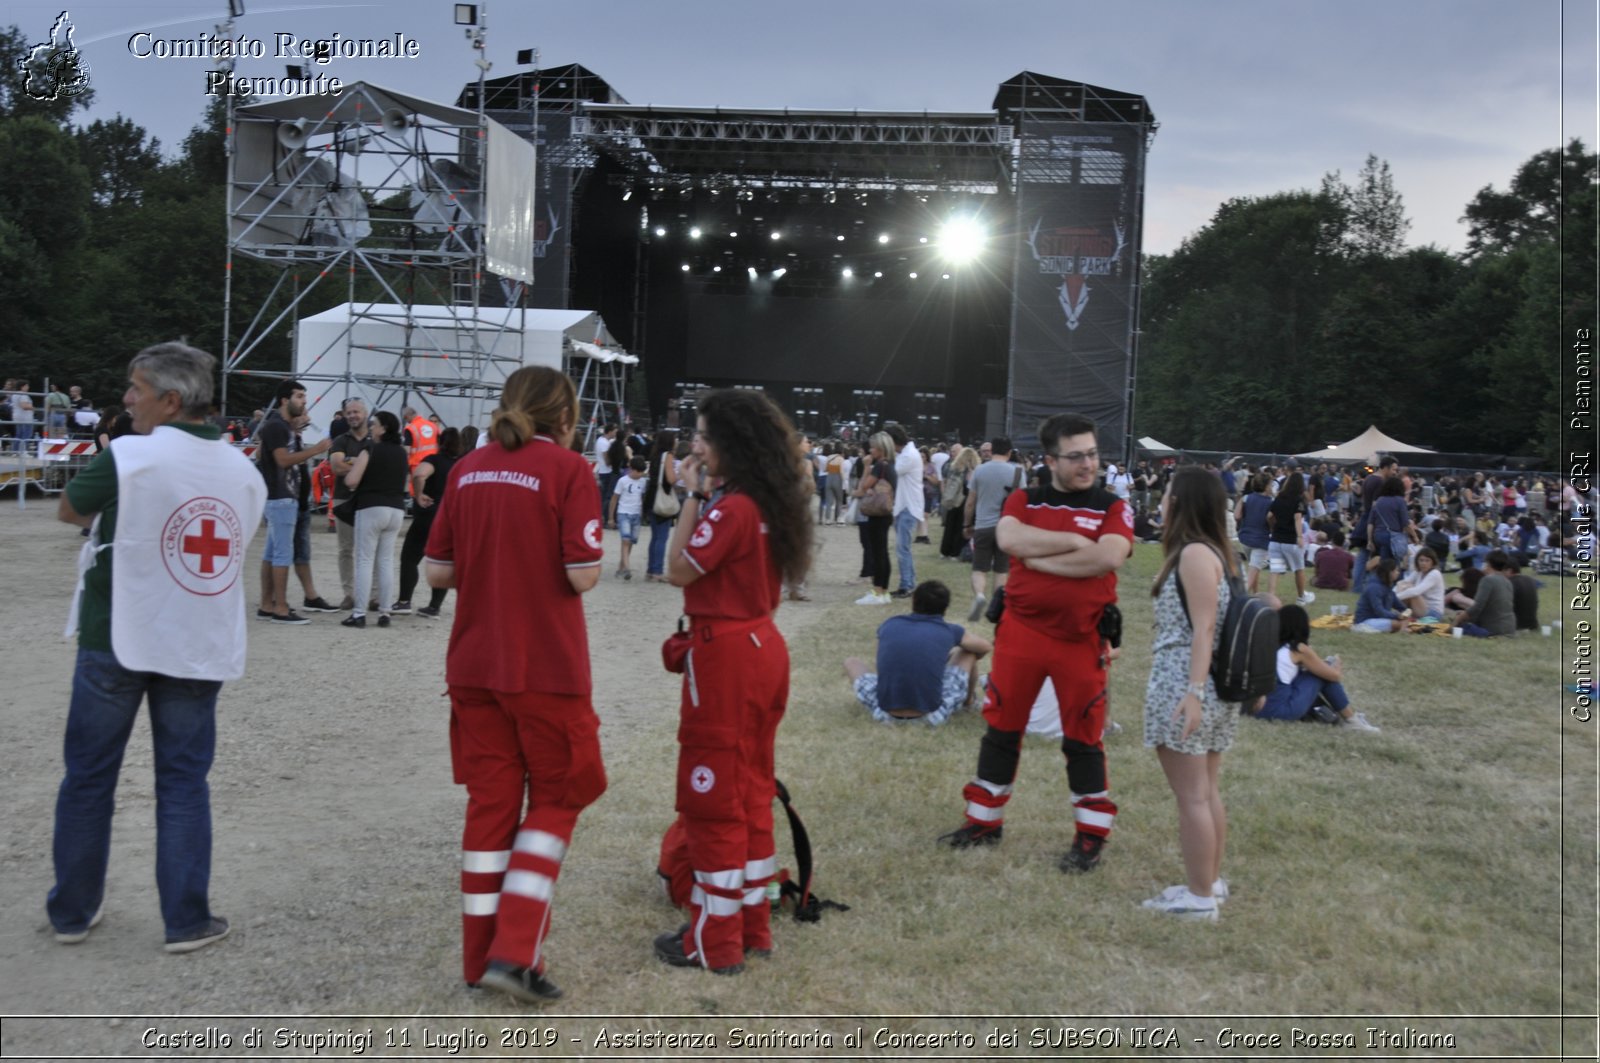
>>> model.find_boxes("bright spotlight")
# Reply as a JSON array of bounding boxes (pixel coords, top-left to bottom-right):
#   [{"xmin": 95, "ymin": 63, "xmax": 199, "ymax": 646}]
[
  {"xmin": 654, "ymin": 227, "xmax": 667, "ymax": 237},
  {"xmin": 680, "ymin": 263, "xmax": 691, "ymax": 272},
  {"xmin": 773, "ymin": 267, "xmax": 787, "ymax": 278},
  {"xmin": 728, "ymin": 231, "xmax": 738, "ymax": 238},
  {"xmin": 873, "ymin": 271, "xmax": 883, "ymax": 278},
  {"xmin": 836, "ymin": 234, "xmax": 845, "ymax": 242},
  {"xmin": 908, "ymin": 271, "xmax": 919, "ymax": 279},
  {"xmin": 747, "ymin": 266, "xmax": 758, "ymax": 278},
  {"xmin": 877, "ymin": 233, "xmax": 890, "ymax": 244},
  {"xmin": 841, "ymin": 267, "xmax": 853, "ymax": 278},
  {"xmin": 712, "ymin": 265, "xmax": 722, "ymax": 272},
  {"xmin": 689, "ymin": 227, "xmax": 703, "ymax": 239},
  {"xmin": 770, "ymin": 231, "xmax": 782, "ymax": 241},
  {"xmin": 937, "ymin": 216, "xmax": 986, "ymax": 263}
]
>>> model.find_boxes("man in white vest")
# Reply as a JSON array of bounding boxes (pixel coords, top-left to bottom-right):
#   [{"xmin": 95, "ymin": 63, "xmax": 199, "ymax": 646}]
[{"xmin": 51, "ymin": 342, "xmax": 266, "ymax": 953}]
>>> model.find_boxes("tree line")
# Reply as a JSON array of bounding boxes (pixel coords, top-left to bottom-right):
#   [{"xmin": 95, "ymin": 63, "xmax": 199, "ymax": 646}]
[{"xmin": 1135, "ymin": 147, "xmax": 1596, "ymax": 464}]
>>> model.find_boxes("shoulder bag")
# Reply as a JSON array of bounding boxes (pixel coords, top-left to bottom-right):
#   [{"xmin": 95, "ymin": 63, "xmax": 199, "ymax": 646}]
[{"xmin": 652, "ymin": 460, "xmax": 681, "ymax": 518}]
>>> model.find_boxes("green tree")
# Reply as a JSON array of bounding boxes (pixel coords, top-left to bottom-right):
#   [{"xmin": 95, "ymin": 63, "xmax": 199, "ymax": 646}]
[
  {"xmin": 1462, "ymin": 138, "xmax": 1595, "ymax": 256},
  {"xmin": 1321, "ymin": 154, "xmax": 1410, "ymax": 258},
  {"xmin": 76, "ymin": 117, "xmax": 163, "ymax": 207}
]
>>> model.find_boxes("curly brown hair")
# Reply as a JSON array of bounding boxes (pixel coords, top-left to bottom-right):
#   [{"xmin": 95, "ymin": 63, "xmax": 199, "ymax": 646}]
[{"xmin": 697, "ymin": 389, "xmax": 815, "ymax": 587}]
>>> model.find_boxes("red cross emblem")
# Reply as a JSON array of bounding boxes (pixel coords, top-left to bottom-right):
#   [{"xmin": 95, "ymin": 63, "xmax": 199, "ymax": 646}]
[
  {"xmin": 689, "ymin": 765, "xmax": 715, "ymax": 794},
  {"xmin": 162, "ymin": 497, "xmax": 246, "ymax": 596},
  {"xmin": 182, "ymin": 518, "xmax": 231, "ymax": 575}
]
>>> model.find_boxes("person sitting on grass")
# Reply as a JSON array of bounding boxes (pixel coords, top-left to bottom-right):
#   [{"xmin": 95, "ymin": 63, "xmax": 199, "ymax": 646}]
[
  {"xmin": 844, "ymin": 580, "xmax": 991, "ymax": 726},
  {"xmin": 1354, "ymin": 558, "xmax": 1410, "ymax": 633},
  {"xmin": 1312, "ymin": 527, "xmax": 1354, "ymax": 591},
  {"xmin": 1509, "ymin": 560, "xmax": 1541, "ymax": 635},
  {"xmin": 1450, "ymin": 550, "xmax": 1516, "ymax": 638},
  {"xmin": 1246, "ymin": 605, "xmax": 1379, "ymax": 732},
  {"xmin": 1394, "ymin": 547, "xmax": 1445, "ymax": 622}
]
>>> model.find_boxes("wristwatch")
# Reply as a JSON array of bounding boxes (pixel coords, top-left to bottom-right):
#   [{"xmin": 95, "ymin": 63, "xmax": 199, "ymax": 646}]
[
  {"xmin": 691, "ymin": 491, "xmax": 712, "ymax": 504},
  {"xmin": 1184, "ymin": 681, "xmax": 1206, "ymax": 700}
]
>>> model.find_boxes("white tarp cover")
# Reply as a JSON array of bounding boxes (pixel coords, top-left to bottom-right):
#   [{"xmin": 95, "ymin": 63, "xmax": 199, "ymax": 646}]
[
  {"xmin": 1296, "ymin": 425, "xmax": 1436, "ymax": 461},
  {"xmin": 485, "ymin": 119, "xmax": 537, "ymax": 282},
  {"xmin": 294, "ymin": 305, "xmax": 605, "ymax": 429},
  {"xmin": 1136, "ymin": 435, "xmax": 1178, "ymax": 453},
  {"xmin": 571, "ymin": 340, "xmax": 639, "ymax": 365}
]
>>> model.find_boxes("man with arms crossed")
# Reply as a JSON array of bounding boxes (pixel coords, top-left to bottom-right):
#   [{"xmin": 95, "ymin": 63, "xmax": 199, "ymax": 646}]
[
  {"xmin": 51, "ymin": 342, "xmax": 265, "ymax": 952},
  {"xmin": 940, "ymin": 413, "xmax": 1132, "ymax": 874}
]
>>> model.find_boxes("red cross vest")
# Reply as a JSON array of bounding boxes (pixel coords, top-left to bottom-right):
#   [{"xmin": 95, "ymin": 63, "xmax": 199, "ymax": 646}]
[{"xmin": 93, "ymin": 426, "xmax": 266, "ymax": 680}]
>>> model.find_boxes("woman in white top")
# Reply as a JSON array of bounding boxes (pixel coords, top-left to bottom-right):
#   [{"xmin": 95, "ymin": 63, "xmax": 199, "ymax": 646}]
[
  {"xmin": 1247, "ymin": 605, "xmax": 1380, "ymax": 731},
  {"xmin": 1394, "ymin": 547, "xmax": 1445, "ymax": 620}
]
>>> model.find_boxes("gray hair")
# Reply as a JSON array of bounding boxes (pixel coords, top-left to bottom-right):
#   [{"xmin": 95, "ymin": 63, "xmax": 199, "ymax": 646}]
[{"xmin": 128, "ymin": 342, "xmax": 215, "ymax": 419}]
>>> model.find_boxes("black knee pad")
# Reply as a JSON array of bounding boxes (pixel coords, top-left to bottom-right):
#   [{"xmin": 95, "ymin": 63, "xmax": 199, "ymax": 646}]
[
  {"xmin": 1060, "ymin": 737, "xmax": 1106, "ymax": 795},
  {"xmin": 976, "ymin": 726, "xmax": 1024, "ymax": 786}
]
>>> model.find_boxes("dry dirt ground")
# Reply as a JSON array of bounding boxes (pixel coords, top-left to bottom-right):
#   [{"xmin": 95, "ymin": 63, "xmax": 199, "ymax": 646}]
[{"xmin": 0, "ymin": 492, "xmax": 874, "ymax": 1055}]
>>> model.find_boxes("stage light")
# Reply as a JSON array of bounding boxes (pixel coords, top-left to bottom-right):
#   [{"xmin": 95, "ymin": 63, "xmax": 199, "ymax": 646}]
[
  {"xmin": 842, "ymin": 267, "xmax": 853, "ymax": 278},
  {"xmin": 773, "ymin": 267, "xmax": 787, "ymax": 278},
  {"xmin": 937, "ymin": 216, "xmax": 986, "ymax": 263},
  {"xmin": 728, "ymin": 231, "xmax": 738, "ymax": 238},
  {"xmin": 836, "ymin": 235, "xmax": 845, "ymax": 242},
  {"xmin": 873, "ymin": 271, "xmax": 883, "ymax": 278},
  {"xmin": 712, "ymin": 265, "xmax": 722, "ymax": 272},
  {"xmin": 770, "ymin": 231, "xmax": 781, "ymax": 241},
  {"xmin": 654, "ymin": 226, "xmax": 667, "ymax": 237},
  {"xmin": 909, "ymin": 271, "xmax": 919, "ymax": 279},
  {"xmin": 620, "ymin": 188, "xmax": 633, "ymax": 202},
  {"xmin": 681, "ymin": 263, "xmax": 691, "ymax": 272},
  {"xmin": 877, "ymin": 233, "xmax": 889, "ymax": 244},
  {"xmin": 942, "ymin": 273, "xmax": 951, "ymax": 280},
  {"xmin": 689, "ymin": 227, "xmax": 702, "ymax": 239},
  {"xmin": 919, "ymin": 236, "xmax": 928, "ymax": 244},
  {"xmin": 747, "ymin": 266, "xmax": 758, "ymax": 277}
]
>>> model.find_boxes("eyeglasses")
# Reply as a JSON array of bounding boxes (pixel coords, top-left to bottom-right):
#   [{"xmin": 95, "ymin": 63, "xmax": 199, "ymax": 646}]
[{"xmin": 1048, "ymin": 449, "xmax": 1100, "ymax": 465}]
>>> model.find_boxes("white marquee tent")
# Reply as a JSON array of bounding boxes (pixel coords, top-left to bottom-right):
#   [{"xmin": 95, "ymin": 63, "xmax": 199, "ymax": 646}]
[{"xmin": 1296, "ymin": 425, "xmax": 1435, "ymax": 462}]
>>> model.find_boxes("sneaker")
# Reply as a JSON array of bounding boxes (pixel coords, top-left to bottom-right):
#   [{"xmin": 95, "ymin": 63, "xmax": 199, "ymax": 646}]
[
  {"xmin": 855, "ymin": 592, "xmax": 889, "ymax": 605},
  {"xmin": 340, "ymin": 614, "xmax": 366, "ymax": 629},
  {"xmin": 1059, "ymin": 832, "xmax": 1106, "ymax": 873},
  {"xmin": 1140, "ymin": 886, "xmax": 1218, "ymax": 921},
  {"xmin": 937, "ymin": 822, "xmax": 1003, "ymax": 849},
  {"xmin": 389, "ymin": 600, "xmax": 413, "ymax": 615},
  {"xmin": 255, "ymin": 609, "xmax": 274, "ymax": 621},
  {"xmin": 1147, "ymin": 879, "xmax": 1228, "ymax": 907},
  {"xmin": 164, "ymin": 916, "xmax": 230, "ymax": 953},
  {"xmin": 1297, "ymin": 591, "xmax": 1316, "ymax": 605},
  {"xmin": 624, "ymin": 569, "xmax": 633, "ymax": 581},
  {"xmin": 301, "ymin": 597, "xmax": 340, "ymax": 613},
  {"xmin": 415, "ymin": 606, "xmax": 442, "ymax": 620},
  {"xmin": 376, "ymin": 615, "xmax": 390, "ymax": 628},
  {"xmin": 653, "ymin": 929, "xmax": 744, "ymax": 975},
  {"xmin": 967, "ymin": 594, "xmax": 987, "ymax": 622},
  {"xmin": 478, "ymin": 960, "xmax": 564, "ymax": 1002},
  {"xmin": 1343, "ymin": 711, "xmax": 1381, "ymax": 733},
  {"xmin": 890, "ymin": 588, "xmax": 913, "ymax": 599},
  {"xmin": 268, "ymin": 611, "xmax": 311, "ymax": 625},
  {"xmin": 54, "ymin": 905, "xmax": 104, "ymax": 944},
  {"xmin": 914, "ymin": 535, "xmax": 931, "ymax": 544}
]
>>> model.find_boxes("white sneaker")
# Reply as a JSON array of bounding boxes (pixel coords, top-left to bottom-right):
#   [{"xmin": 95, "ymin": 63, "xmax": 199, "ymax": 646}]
[
  {"xmin": 1343, "ymin": 711, "xmax": 1381, "ymax": 733},
  {"xmin": 1147, "ymin": 879, "xmax": 1227, "ymax": 907},
  {"xmin": 855, "ymin": 591, "xmax": 889, "ymax": 605},
  {"xmin": 1140, "ymin": 885, "xmax": 1218, "ymax": 921},
  {"xmin": 967, "ymin": 594, "xmax": 987, "ymax": 622},
  {"xmin": 1297, "ymin": 591, "xmax": 1316, "ymax": 605}
]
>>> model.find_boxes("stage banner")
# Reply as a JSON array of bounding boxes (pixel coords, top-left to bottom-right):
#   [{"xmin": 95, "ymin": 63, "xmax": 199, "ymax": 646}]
[
  {"xmin": 1008, "ymin": 120, "xmax": 1145, "ymax": 456},
  {"xmin": 525, "ymin": 112, "xmax": 574, "ymax": 308}
]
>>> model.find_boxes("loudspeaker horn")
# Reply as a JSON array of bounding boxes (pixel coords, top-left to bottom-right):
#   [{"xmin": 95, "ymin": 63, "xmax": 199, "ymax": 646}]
[
  {"xmin": 381, "ymin": 108, "xmax": 412, "ymax": 134},
  {"xmin": 277, "ymin": 119, "xmax": 308, "ymax": 150}
]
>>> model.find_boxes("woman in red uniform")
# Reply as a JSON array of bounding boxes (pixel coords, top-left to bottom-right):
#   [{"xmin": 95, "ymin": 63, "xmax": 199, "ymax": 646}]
[
  {"xmin": 424, "ymin": 366, "xmax": 607, "ymax": 1003},
  {"xmin": 654, "ymin": 389, "xmax": 814, "ymax": 975}
]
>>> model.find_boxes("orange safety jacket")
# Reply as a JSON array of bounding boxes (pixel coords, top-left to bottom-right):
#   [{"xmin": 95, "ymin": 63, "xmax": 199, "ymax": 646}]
[{"xmin": 407, "ymin": 416, "xmax": 439, "ymax": 469}]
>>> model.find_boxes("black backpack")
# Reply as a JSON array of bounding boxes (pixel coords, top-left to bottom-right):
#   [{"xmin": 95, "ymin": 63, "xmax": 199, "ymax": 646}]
[{"xmin": 1174, "ymin": 545, "xmax": 1279, "ymax": 703}]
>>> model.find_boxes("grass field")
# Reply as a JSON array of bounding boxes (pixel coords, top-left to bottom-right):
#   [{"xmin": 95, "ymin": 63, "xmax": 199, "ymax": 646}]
[{"xmin": 420, "ymin": 537, "xmax": 1593, "ymax": 1057}]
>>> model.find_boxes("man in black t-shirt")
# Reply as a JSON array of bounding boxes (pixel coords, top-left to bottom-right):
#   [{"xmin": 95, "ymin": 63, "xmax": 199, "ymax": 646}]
[
  {"xmin": 327, "ymin": 397, "xmax": 372, "ymax": 609},
  {"xmin": 256, "ymin": 379, "xmax": 334, "ymax": 624}
]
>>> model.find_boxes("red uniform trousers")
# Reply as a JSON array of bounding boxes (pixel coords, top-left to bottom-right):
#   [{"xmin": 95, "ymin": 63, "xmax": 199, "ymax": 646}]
[
  {"xmin": 673, "ymin": 617, "xmax": 788, "ymax": 970},
  {"xmin": 449, "ymin": 686, "xmax": 607, "ymax": 984},
  {"xmin": 961, "ymin": 614, "xmax": 1117, "ymax": 838}
]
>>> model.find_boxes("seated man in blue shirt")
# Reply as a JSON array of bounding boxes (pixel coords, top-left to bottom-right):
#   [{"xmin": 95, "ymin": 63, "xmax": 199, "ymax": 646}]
[{"xmin": 844, "ymin": 580, "xmax": 992, "ymax": 725}]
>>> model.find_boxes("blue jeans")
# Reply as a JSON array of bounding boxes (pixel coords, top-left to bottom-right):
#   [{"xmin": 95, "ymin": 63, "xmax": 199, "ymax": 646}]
[
  {"xmin": 1352, "ymin": 547, "xmax": 1372, "ymax": 594},
  {"xmin": 49, "ymin": 648, "xmax": 222, "ymax": 938},
  {"xmin": 894, "ymin": 508, "xmax": 918, "ymax": 591},
  {"xmin": 1258, "ymin": 671, "xmax": 1349, "ymax": 721},
  {"xmin": 262, "ymin": 497, "xmax": 298, "ymax": 566},
  {"xmin": 647, "ymin": 513, "xmax": 674, "ymax": 575}
]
